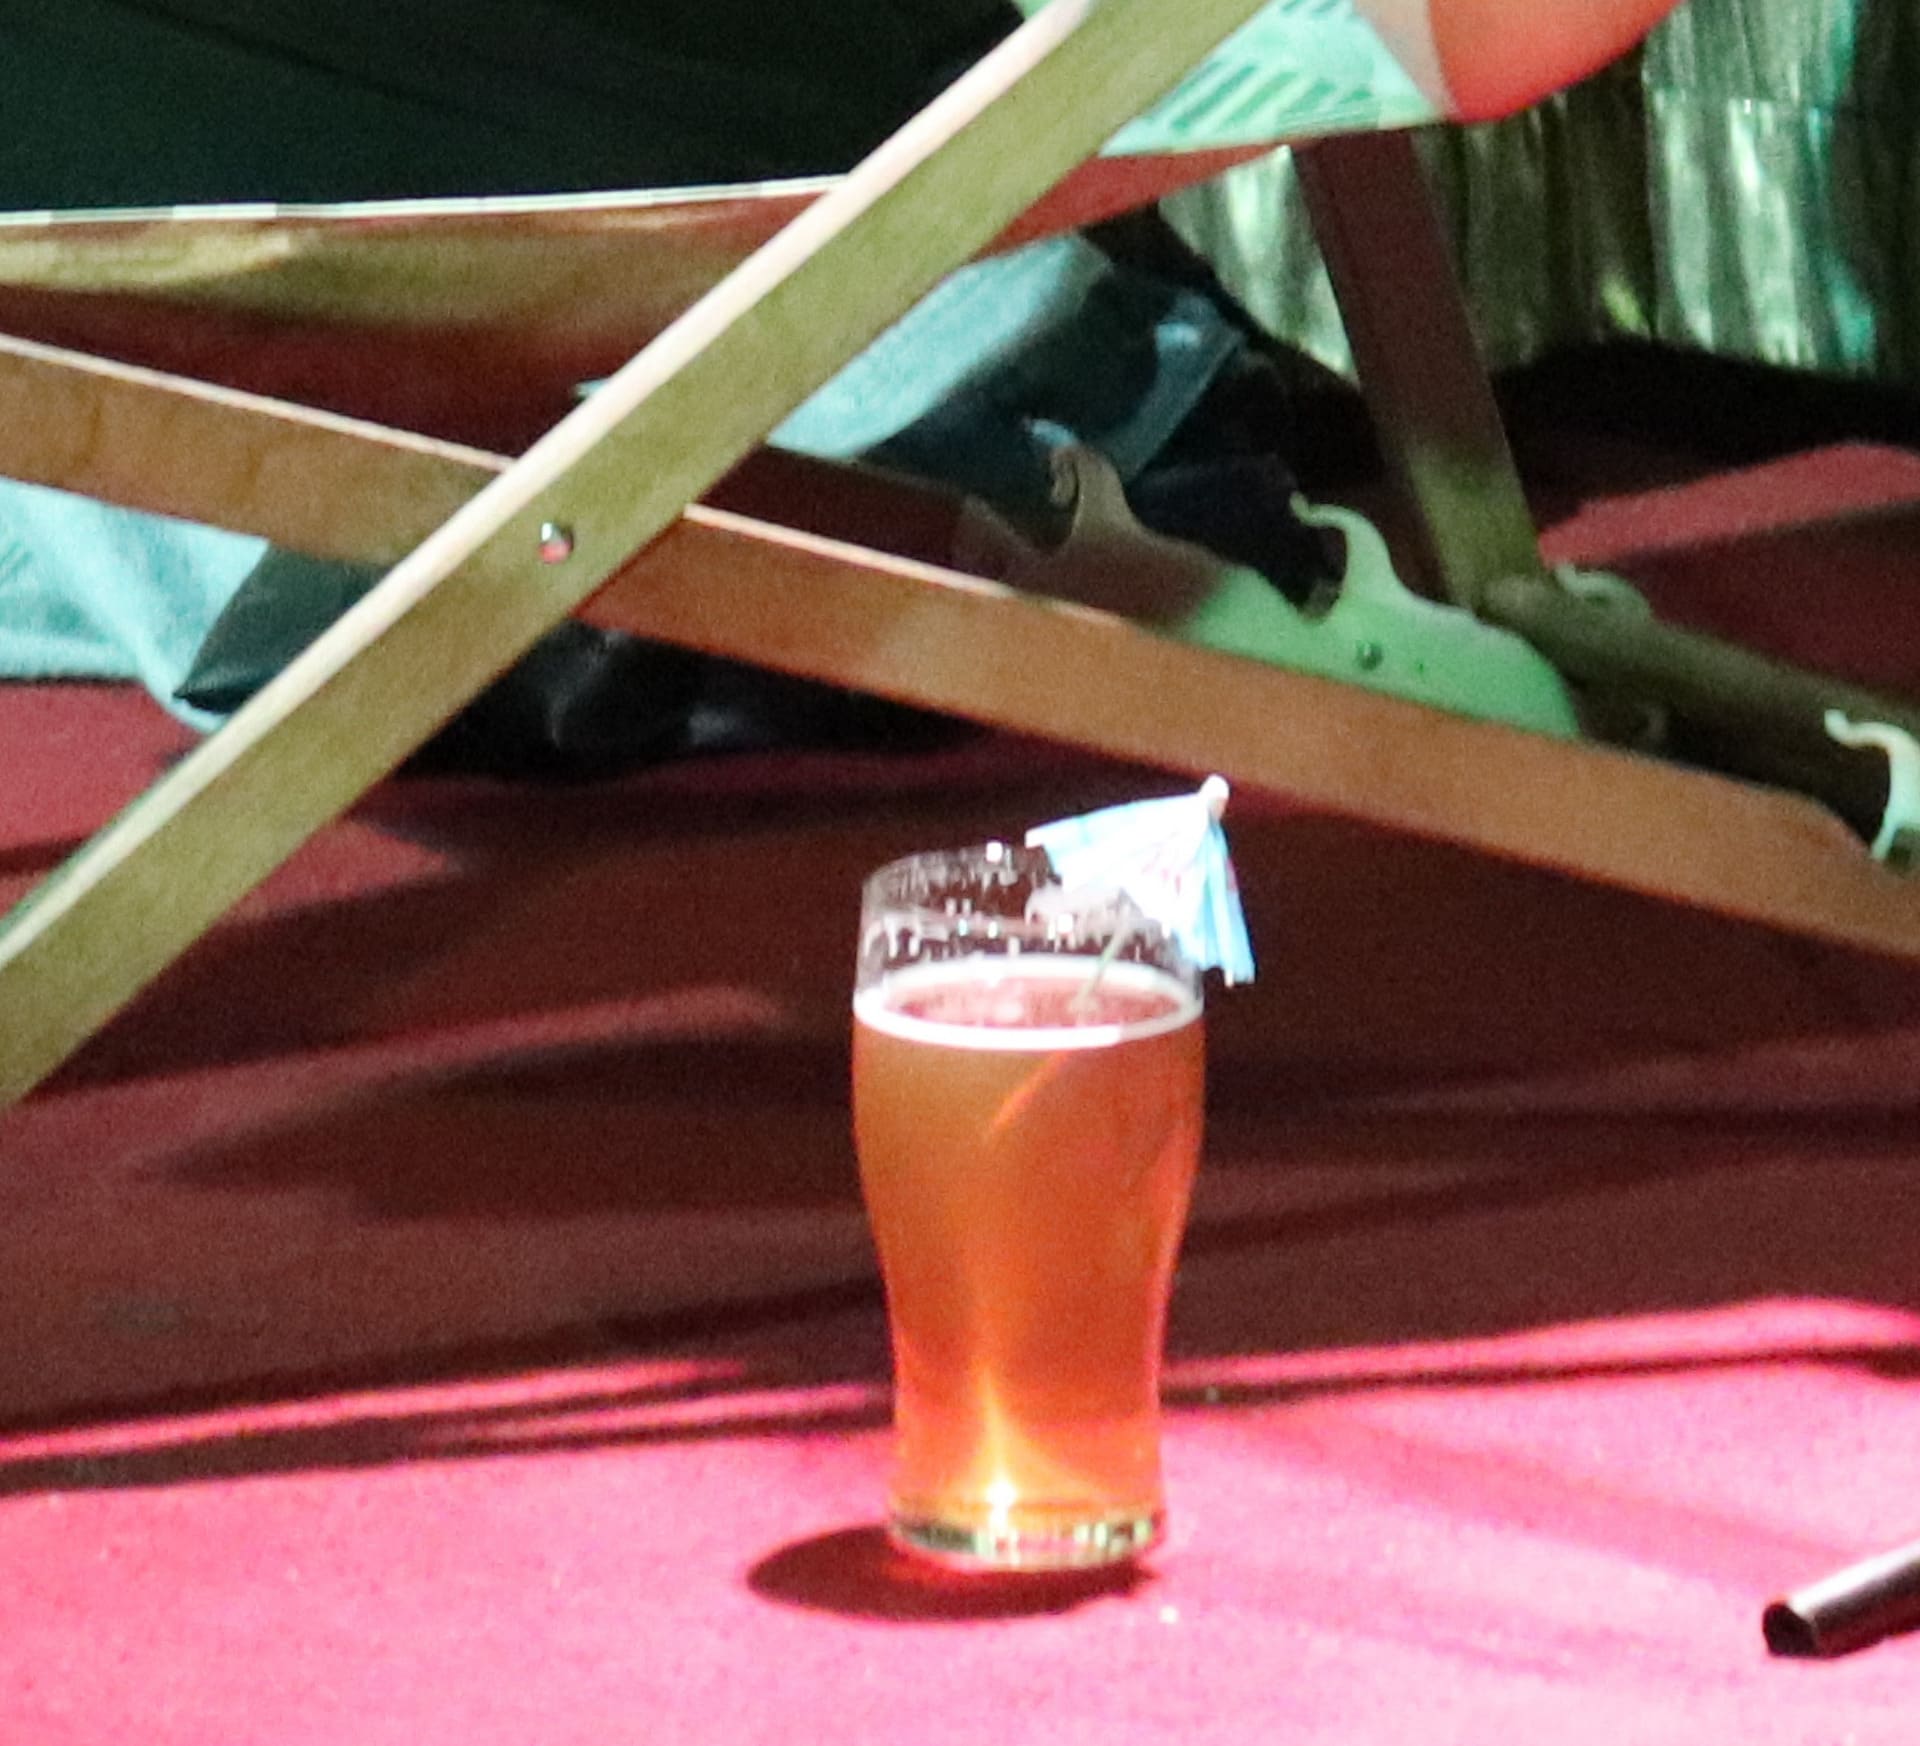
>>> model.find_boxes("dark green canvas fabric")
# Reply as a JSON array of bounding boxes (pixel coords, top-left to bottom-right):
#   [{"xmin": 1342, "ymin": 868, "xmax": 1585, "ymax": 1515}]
[{"xmin": 0, "ymin": 0, "xmax": 1016, "ymax": 206}]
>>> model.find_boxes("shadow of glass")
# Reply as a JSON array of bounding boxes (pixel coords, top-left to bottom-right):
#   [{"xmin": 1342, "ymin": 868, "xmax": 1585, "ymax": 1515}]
[{"xmin": 748, "ymin": 1525, "xmax": 1152, "ymax": 1622}]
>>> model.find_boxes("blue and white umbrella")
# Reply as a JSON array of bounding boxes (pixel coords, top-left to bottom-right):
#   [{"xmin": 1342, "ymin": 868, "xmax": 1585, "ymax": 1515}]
[{"xmin": 1026, "ymin": 775, "xmax": 1256, "ymax": 985}]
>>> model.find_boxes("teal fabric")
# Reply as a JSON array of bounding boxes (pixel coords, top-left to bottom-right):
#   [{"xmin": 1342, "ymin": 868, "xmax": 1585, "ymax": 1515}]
[
  {"xmin": 0, "ymin": 491, "xmax": 264, "ymax": 730},
  {"xmin": 782, "ymin": 236, "xmax": 1242, "ymax": 497}
]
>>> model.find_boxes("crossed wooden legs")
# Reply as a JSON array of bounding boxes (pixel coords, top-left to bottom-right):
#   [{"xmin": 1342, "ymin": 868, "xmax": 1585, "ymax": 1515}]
[{"xmin": 3, "ymin": 0, "xmax": 1918, "ymax": 1112}]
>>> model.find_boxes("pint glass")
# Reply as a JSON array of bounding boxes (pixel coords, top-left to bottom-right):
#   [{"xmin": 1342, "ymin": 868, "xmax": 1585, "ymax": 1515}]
[{"xmin": 852, "ymin": 841, "xmax": 1204, "ymax": 1570}]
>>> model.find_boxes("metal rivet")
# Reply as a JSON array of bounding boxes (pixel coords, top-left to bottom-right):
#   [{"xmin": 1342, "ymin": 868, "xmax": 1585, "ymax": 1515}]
[{"xmin": 538, "ymin": 522, "xmax": 576, "ymax": 564}]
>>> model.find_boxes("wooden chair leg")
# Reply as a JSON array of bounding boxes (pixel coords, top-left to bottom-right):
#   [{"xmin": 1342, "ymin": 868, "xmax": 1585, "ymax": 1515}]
[{"xmin": 1295, "ymin": 128, "xmax": 1545, "ymax": 610}]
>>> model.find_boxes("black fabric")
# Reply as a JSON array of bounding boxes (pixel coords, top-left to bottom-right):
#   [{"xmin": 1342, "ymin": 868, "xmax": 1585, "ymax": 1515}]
[
  {"xmin": 173, "ymin": 549, "xmax": 968, "ymax": 779},
  {"xmin": 0, "ymin": 0, "xmax": 1017, "ymax": 206}
]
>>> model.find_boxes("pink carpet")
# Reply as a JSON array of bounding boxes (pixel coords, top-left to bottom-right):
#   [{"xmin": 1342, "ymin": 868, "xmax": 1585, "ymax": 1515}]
[{"xmin": 4, "ymin": 448, "xmax": 1920, "ymax": 1742}]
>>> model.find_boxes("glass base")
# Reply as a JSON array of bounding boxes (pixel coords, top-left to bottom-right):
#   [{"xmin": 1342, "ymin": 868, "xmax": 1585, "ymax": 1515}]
[{"xmin": 888, "ymin": 1506, "xmax": 1163, "ymax": 1572}]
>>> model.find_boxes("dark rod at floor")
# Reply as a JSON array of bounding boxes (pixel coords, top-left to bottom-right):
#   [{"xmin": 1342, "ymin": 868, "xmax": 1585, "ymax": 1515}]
[{"xmin": 1763, "ymin": 1538, "xmax": 1920, "ymax": 1657}]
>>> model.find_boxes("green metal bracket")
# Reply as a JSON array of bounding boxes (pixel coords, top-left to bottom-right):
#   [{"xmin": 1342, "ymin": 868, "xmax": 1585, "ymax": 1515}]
[{"xmin": 979, "ymin": 444, "xmax": 1581, "ymax": 739}]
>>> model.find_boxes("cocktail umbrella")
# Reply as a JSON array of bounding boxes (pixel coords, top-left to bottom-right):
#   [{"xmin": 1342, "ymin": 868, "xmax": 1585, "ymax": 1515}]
[{"xmin": 1026, "ymin": 775, "xmax": 1256, "ymax": 984}]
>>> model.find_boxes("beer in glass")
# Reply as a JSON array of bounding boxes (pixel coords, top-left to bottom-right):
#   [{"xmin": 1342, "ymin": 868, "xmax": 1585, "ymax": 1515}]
[{"xmin": 853, "ymin": 842, "xmax": 1203, "ymax": 1569}]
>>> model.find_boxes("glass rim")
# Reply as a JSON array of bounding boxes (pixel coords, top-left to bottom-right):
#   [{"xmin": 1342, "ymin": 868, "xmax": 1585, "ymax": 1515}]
[
  {"xmin": 861, "ymin": 837, "xmax": 1041, "ymax": 898},
  {"xmin": 861, "ymin": 843, "xmax": 1061, "ymax": 949},
  {"xmin": 859, "ymin": 839, "xmax": 1191, "ymax": 971}
]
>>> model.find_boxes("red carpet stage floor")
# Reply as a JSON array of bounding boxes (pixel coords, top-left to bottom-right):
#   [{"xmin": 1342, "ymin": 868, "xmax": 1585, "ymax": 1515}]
[{"xmin": 5, "ymin": 446, "xmax": 1920, "ymax": 1742}]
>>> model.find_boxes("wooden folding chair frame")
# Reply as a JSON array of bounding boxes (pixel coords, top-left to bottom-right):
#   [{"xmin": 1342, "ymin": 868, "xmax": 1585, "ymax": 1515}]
[{"xmin": 3, "ymin": 0, "xmax": 1917, "ymax": 1111}]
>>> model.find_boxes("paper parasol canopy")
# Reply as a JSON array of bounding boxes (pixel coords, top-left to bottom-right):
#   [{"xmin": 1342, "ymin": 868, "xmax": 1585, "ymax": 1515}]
[{"xmin": 1026, "ymin": 775, "xmax": 1256, "ymax": 984}]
